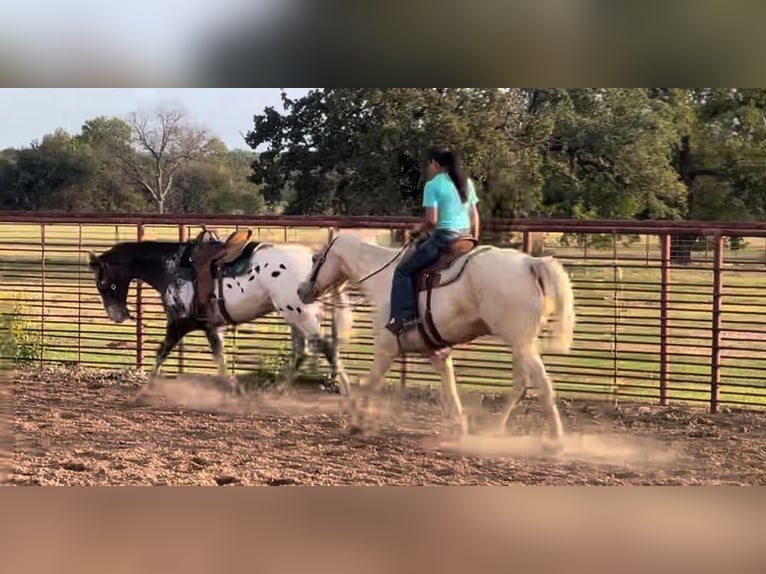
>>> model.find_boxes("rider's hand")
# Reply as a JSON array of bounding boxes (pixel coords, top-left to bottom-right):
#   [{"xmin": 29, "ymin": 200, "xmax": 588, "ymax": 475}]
[{"xmin": 410, "ymin": 222, "xmax": 430, "ymax": 239}]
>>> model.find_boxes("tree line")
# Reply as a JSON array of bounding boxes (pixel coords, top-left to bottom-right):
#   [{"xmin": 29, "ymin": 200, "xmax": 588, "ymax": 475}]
[
  {"xmin": 247, "ymin": 88, "xmax": 766, "ymax": 225},
  {"xmin": 0, "ymin": 109, "xmax": 265, "ymax": 215},
  {"xmin": 3, "ymin": 89, "xmax": 766, "ymax": 227}
]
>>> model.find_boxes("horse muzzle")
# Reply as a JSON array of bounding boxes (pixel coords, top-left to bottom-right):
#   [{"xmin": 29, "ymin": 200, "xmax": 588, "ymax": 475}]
[
  {"xmin": 297, "ymin": 281, "xmax": 317, "ymax": 305},
  {"xmin": 107, "ymin": 305, "xmax": 133, "ymax": 323}
]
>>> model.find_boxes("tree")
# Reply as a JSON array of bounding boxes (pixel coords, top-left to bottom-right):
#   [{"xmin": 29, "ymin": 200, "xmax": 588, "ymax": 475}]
[
  {"xmin": 245, "ymin": 88, "xmax": 531, "ymax": 216},
  {"xmin": 75, "ymin": 116, "xmax": 149, "ymax": 212},
  {"xmin": 10, "ymin": 129, "xmax": 96, "ymax": 212},
  {"xmin": 119, "ymin": 108, "xmax": 213, "ymax": 213},
  {"xmin": 521, "ymin": 88, "xmax": 688, "ymax": 221},
  {"xmin": 167, "ymin": 143, "xmax": 266, "ymax": 215}
]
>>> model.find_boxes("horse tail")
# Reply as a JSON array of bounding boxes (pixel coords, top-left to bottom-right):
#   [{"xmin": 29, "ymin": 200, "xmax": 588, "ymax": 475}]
[
  {"xmin": 529, "ymin": 256, "xmax": 575, "ymax": 354},
  {"xmin": 330, "ymin": 287, "xmax": 353, "ymax": 345}
]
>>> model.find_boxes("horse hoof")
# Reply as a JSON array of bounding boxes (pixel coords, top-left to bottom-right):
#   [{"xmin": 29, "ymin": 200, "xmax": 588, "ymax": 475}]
[
  {"xmin": 542, "ymin": 438, "xmax": 565, "ymax": 456},
  {"xmin": 129, "ymin": 391, "xmax": 153, "ymax": 407},
  {"xmin": 459, "ymin": 414, "xmax": 474, "ymax": 435}
]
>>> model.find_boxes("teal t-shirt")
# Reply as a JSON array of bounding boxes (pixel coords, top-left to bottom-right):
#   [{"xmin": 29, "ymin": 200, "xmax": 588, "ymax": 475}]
[{"xmin": 422, "ymin": 173, "xmax": 479, "ymax": 231}]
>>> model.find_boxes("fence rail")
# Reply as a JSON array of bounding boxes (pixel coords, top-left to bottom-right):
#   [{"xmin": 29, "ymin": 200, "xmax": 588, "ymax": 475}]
[{"xmin": 3, "ymin": 212, "xmax": 766, "ymax": 413}]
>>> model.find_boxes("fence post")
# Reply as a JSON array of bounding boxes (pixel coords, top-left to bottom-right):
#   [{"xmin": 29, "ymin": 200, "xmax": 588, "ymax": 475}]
[
  {"xmin": 611, "ymin": 232, "xmax": 621, "ymax": 404},
  {"xmin": 136, "ymin": 223, "xmax": 145, "ymax": 371},
  {"xmin": 711, "ymin": 234, "xmax": 724, "ymax": 413},
  {"xmin": 522, "ymin": 230, "xmax": 531, "ymax": 253},
  {"xmin": 660, "ymin": 234, "xmax": 670, "ymax": 406},
  {"xmin": 178, "ymin": 223, "xmax": 188, "ymax": 373},
  {"xmin": 40, "ymin": 223, "xmax": 46, "ymax": 366},
  {"xmin": 78, "ymin": 224, "xmax": 83, "ymax": 363}
]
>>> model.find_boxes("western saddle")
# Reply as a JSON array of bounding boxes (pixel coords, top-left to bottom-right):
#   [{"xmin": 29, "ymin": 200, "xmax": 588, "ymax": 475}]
[
  {"xmin": 408, "ymin": 235, "xmax": 488, "ymax": 351},
  {"xmin": 191, "ymin": 226, "xmax": 254, "ymax": 325},
  {"xmin": 415, "ymin": 236, "xmax": 478, "ymax": 292}
]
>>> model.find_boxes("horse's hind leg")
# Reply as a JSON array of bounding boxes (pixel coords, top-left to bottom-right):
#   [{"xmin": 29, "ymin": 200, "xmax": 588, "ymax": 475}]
[
  {"xmin": 270, "ymin": 326, "xmax": 309, "ymax": 395},
  {"xmin": 316, "ymin": 334, "xmax": 353, "ymax": 399},
  {"xmin": 496, "ymin": 355, "xmax": 528, "ymax": 434},
  {"xmin": 517, "ymin": 346, "xmax": 563, "ymax": 450},
  {"xmin": 204, "ymin": 327, "xmax": 242, "ymax": 395}
]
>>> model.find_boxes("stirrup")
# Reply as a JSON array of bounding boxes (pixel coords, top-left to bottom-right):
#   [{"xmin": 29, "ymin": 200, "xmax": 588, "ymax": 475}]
[{"xmin": 385, "ymin": 317, "xmax": 420, "ymax": 335}]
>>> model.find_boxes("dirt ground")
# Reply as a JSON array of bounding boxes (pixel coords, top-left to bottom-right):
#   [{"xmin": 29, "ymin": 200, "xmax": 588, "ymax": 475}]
[{"xmin": 5, "ymin": 365, "xmax": 766, "ymax": 485}]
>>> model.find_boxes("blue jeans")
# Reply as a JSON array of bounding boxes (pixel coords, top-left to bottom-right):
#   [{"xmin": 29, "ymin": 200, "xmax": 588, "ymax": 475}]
[{"xmin": 389, "ymin": 229, "xmax": 467, "ymax": 323}]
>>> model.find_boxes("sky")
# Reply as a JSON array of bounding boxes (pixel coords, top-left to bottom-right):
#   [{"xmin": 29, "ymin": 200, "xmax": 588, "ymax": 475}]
[{"xmin": 0, "ymin": 88, "xmax": 310, "ymax": 151}]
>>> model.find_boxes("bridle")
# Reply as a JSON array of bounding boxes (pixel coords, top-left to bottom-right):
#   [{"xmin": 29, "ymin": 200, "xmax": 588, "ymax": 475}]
[
  {"xmin": 305, "ymin": 235, "xmax": 341, "ymax": 299},
  {"xmin": 306, "ymin": 234, "xmax": 411, "ymax": 301}
]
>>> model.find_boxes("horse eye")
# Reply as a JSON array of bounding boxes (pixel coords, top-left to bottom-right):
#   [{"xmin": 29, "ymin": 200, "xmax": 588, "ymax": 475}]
[{"xmin": 110, "ymin": 284, "xmax": 117, "ymax": 291}]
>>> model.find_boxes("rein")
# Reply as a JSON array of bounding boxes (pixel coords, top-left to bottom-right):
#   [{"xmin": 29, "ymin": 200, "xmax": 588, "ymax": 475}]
[
  {"xmin": 308, "ymin": 236, "xmax": 411, "ymax": 304},
  {"xmin": 357, "ymin": 242, "xmax": 410, "ymax": 284}
]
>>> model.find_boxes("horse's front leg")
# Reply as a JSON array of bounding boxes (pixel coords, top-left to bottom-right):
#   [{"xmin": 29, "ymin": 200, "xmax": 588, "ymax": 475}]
[
  {"xmin": 204, "ymin": 327, "xmax": 242, "ymax": 395},
  {"xmin": 133, "ymin": 320, "xmax": 188, "ymax": 404},
  {"xmin": 428, "ymin": 353, "xmax": 467, "ymax": 434}
]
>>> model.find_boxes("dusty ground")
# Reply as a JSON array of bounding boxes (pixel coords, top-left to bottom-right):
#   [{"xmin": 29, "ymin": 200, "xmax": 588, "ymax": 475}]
[{"xmin": 5, "ymin": 365, "xmax": 766, "ymax": 485}]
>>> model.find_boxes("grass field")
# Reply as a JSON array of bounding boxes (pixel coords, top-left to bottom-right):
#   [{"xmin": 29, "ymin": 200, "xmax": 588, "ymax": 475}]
[{"xmin": 2, "ymin": 220, "xmax": 766, "ymax": 410}]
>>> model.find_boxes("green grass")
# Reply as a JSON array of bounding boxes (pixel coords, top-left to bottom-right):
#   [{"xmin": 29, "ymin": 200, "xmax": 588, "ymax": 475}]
[{"xmin": 2, "ymin": 222, "xmax": 766, "ymax": 409}]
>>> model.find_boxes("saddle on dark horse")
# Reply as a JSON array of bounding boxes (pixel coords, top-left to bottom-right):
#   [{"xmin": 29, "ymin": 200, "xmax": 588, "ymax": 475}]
[
  {"xmin": 189, "ymin": 226, "xmax": 259, "ymax": 325},
  {"xmin": 408, "ymin": 234, "xmax": 491, "ymax": 350}
]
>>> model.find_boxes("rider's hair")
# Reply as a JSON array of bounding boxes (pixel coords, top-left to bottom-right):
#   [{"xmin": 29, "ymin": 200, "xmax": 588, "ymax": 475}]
[{"xmin": 428, "ymin": 147, "xmax": 469, "ymax": 203}]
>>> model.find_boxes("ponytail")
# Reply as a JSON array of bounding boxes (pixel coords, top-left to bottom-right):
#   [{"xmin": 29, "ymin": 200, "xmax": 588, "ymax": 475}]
[{"xmin": 428, "ymin": 147, "xmax": 469, "ymax": 203}]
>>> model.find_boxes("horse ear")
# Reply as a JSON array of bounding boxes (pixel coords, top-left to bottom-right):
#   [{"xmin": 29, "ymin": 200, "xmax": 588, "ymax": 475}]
[
  {"xmin": 328, "ymin": 228, "xmax": 338, "ymax": 242},
  {"xmin": 87, "ymin": 250, "xmax": 100, "ymax": 270}
]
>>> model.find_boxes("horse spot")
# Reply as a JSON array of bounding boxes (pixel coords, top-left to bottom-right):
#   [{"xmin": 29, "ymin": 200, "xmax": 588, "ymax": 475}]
[
  {"xmin": 255, "ymin": 266, "xmax": 260, "ymax": 274},
  {"xmin": 279, "ymin": 263, "xmax": 286, "ymax": 270},
  {"xmin": 249, "ymin": 275, "xmax": 255, "ymax": 281},
  {"xmin": 271, "ymin": 271, "xmax": 281, "ymax": 278},
  {"xmin": 296, "ymin": 308, "xmax": 302, "ymax": 314},
  {"xmin": 240, "ymin": 288, "xmax": 244, "ymax": 294},
  {"xmin": 264, "ymin": 263, "xmax": 269, "ymax": 268},
  {"xmin": 227, "ymin": 283, "xmax": 233, "ymax": 289},
  {"xmin": 286, "ymin": 305, "xmax": 294, "ymax": 311}
]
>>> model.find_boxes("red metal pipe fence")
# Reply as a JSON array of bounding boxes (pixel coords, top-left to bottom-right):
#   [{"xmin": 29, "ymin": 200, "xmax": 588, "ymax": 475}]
[{"xmin": 2, "ymin": 212, "xmax": 766, "ymax": 413}]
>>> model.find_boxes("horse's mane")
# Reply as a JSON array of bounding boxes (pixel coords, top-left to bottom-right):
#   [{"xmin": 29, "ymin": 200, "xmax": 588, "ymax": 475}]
[{"xmin": 101, "ymin": 240, "xmax": 185, "ymax": 265}]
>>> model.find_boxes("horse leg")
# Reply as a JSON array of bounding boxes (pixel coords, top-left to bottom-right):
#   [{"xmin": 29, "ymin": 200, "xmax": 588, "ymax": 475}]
[
  {"xmin": 350, "ymin": 348, "xmax": 396, "ymax": 433},
  {"xmin": 272, "ymin": 325, "xmax": 307, "ymax": 395},
  {"xmin": 316, "ymin": 334, "xmax": 353, "ymax": 399},
  {"xmin": 495, "ymin": 355, "xmax": 528, "ymax": 434},
  {"xmin": 274, "ymin": 349, "xmax": 306, "ymax": 395},
  {"xmin": 134, "ymin": 321, "xmax": 187, "ymax": 404},
  {"xmin": 518, "ymin": 346, "xmax": 564, "ymax": 451},
  {"xmin": 204, "ymin": 327, "xmax": 242, "ymax": 395},
  {"xmin": 428, "ymin": 354, "xmax": 467, "ymax": 434}
]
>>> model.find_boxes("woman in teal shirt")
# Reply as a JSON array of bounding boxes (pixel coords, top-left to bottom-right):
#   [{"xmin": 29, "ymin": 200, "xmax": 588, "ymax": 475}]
[{"xmin": 386, "ymin": 148, "xmax": 480, "ymax": 335}]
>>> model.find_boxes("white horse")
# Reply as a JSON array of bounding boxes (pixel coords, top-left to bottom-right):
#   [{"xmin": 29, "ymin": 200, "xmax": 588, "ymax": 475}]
[
  {"xmin": 297, "ymin": 230, "xmax": 575, "ymax": 445},
  {"xmin": 88, "ymin": 234, "xmax": 354, "ymax": 402}
]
